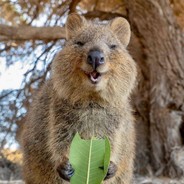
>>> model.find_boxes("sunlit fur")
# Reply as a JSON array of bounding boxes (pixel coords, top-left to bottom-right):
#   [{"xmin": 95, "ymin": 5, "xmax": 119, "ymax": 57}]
[{"xmin": 22, "ymin": 14, "xmax": 137, "ymax": 184}]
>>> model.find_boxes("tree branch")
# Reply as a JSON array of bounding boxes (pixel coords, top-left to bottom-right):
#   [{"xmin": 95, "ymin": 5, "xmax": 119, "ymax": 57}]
[
  {"xmin": 69, "ymin": 0, "xmax": 81, "ymax": 13},
  {"xmin": 0, "ymin": 25, "xmax": 66, "ymax": 41},
  {"xmin": 0, "ymin": 11, "xmax": 125, "ymax": 42},
  {"xmin": 84, "ymin": 10, "xmax": 125, "ymax": 20}
]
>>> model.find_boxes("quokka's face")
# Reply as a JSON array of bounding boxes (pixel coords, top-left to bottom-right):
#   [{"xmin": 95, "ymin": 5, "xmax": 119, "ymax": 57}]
[
  {"xmin": 52, "ymin": 14, "xmax": 136, "ymax": 98},
  {"xmin": 65, "ymin": 27, "xmax": 123, "ymax": 90}
]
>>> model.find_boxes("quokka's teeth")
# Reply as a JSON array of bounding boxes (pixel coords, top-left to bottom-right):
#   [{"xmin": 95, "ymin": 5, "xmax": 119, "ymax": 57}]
[
  {"xmin": 91, "ymin": 72, "xmax": 98, "ymax": 79},
  {"xmin": 88, "ymin": 71, "xmax": 101, "ymax": 83},
  {"xmin": 90, "ymin": 74, "xmax": 98, "ymax": 82}
]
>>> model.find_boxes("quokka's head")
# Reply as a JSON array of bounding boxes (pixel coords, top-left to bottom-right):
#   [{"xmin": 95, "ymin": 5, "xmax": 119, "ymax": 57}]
[{"xmin": 52, "ymin": 13, "xmax": 137, "ymax": 103}]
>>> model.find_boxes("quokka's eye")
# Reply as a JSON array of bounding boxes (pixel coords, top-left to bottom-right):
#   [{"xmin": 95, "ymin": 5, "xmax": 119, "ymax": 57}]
[
  {"xmin": 75, "ymin": 41, "xmax": 84, "ymax": 46},
  {"xmin": 110, "ymin": 44, "xmax": 117, "ymax": 49}
]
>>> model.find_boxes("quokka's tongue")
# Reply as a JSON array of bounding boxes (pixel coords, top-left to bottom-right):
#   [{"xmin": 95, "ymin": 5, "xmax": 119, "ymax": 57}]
[{"xmin": 91, "ymin": 71, "xmax": 98, "ymax": 79}]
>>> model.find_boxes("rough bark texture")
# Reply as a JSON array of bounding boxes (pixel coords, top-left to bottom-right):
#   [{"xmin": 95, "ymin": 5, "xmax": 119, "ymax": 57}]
[
  {"xmin": 128, "ymin": 33, "xmax": 151, "ymax": 175},
  {"xmin": 125, "ymin": 0, "xmax": 184, "ymax": 178}
]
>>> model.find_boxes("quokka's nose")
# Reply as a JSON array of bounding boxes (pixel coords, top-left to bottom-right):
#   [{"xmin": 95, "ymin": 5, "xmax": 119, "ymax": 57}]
[{"xmin": 87, "ymin": 50, "xmax": 104, "ymax": 70}]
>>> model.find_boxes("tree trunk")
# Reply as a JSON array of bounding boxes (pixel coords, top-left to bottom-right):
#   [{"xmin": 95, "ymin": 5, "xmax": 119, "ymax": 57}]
[{"xmin": 125, "ymin": 0, "xmax": 184, "ymax": 177}]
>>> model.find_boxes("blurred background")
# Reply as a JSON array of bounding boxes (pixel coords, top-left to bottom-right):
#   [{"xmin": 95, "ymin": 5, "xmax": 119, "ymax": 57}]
[{"xmin": 0, "ymin": 0, "xmax": 184, "ymax": 183}]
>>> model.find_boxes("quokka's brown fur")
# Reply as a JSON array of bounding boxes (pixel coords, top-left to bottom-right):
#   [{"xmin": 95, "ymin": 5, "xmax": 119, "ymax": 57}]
[{"xmin": 21, "ymin": 13, "xmax": 137, "ymax": 184}]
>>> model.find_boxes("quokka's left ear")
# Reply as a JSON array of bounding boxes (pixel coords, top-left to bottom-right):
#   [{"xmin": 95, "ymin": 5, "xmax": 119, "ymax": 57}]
[
  {"xmin": 65, "ymin": 13, "xmax": 87, "ymax": 40},
  {"xmin": 109, "ymin": 17, "xmax": 131, "ymax": 47}
]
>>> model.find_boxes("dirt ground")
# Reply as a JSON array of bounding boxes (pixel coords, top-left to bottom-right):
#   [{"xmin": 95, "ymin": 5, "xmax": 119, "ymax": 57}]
[
  {"xmin": 134, "ymin": 176, "xmax": 184, "ymax": 184},
  {"xmin": 0, "ymin": 177, "xmax": 184, "ymax": 184},
  {"xmin": 0, "ymin": 153, "xmax": 184, "ymax": 184}
]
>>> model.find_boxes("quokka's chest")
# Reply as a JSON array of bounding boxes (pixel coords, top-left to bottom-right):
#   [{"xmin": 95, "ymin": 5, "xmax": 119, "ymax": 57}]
[
  {"xmin": 54, "ymin": 102, "xmax": 121, "ymax": 139},
  {"xmin": 77, "ymin": 107, "xmax": 120, "ymax": 139}
]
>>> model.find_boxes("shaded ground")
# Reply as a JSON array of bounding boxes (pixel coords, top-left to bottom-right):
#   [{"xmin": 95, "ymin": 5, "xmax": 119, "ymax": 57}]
[
  {"xmin": 0, "ymin": 181, "xmax": 23, "ymax": 184},
  {"xmin": 0, "ymin": 177, "xmax": 184, "ymax": 184},
  {"xmin": 0, "ymin": 157, "xmax": 22, "ymax": 181},
  {"xmin": 134, "ymin": 176, "xmax": 184, "ymax": 184},
  {"xmin": 0, "ymin": 151, "xmax": 184, "ymax": 184}
]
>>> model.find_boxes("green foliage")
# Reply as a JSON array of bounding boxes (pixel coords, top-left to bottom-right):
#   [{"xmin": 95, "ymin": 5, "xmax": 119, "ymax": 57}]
[{"xmin": 69, "ymin": 133, "xmax": 111, "ymax": 184}]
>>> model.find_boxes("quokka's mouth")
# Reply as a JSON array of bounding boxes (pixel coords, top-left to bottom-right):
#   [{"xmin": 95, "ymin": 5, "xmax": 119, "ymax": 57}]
[{"xmin": 85, "ymin": 70, "xmax": 102, "ymax": 84}]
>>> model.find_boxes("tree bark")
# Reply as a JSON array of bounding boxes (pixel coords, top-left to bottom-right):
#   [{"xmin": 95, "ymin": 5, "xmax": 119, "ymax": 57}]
[{"xmin": 125, "ymin": 0, "xmax": 184, "ymax": 177}]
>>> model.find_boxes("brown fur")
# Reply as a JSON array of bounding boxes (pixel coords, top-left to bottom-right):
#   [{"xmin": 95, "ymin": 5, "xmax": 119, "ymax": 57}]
[{"xmin": 21, "ymin": 14, "xmax": 137, "ymax": 184}]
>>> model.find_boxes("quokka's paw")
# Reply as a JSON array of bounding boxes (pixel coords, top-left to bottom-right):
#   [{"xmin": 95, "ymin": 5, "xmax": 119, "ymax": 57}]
[
  {"xmin": 57, "ymin": 159, "xmax": 74, "ymax": 181},
  {"xmin": 104, "ymin": 161, "xmax": 117, "ymax": 180}
]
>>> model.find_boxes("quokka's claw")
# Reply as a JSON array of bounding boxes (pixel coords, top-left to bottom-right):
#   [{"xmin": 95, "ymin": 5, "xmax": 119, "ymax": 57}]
[{"xmin": 57, "ymin": 160, "xmax": 74, "ymax": 181}]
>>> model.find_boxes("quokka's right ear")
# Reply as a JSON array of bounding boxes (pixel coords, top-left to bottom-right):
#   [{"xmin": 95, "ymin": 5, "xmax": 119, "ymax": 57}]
[
  {"xmin": 65, "ymin": 13, "xmax": 87, "ymax": 40},
  {"xmin": 109, "ymin": 17, "xmax": 131, "ymax": 47}
]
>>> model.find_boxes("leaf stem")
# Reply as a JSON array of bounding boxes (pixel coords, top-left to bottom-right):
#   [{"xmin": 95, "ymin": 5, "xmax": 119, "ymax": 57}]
[{"xmin": 86, "ymin": 139, "xmax": 93, "ymax": 184}]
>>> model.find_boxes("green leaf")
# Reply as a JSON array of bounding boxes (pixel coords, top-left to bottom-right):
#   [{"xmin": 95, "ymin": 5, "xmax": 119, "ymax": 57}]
[{"xmin": 69, "ymin": 133, "xmax": 111, "ymax": 184}]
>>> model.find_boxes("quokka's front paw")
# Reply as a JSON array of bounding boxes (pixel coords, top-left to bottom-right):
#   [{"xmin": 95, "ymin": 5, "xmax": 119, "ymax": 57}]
[
  {"xmin": 57, "ymin": 158, "xmax": 74, "ymax": 181},
  {"xmin": 104, "ymin": 161, "xmax": 117, "ymax": 180}
]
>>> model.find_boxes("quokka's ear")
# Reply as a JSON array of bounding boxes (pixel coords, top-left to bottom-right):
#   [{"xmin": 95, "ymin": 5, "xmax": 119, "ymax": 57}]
[
  {"xmin": 109, "ymin": 17, "xmax": 131, "ymax": 47},
  {"xmin": 65, "ymin": 13, "xmax": 87, "ymax": 40}
]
